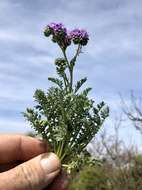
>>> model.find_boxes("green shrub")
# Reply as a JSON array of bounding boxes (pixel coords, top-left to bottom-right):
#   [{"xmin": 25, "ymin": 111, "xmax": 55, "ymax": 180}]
[
  {"xmin": 69, "ymin": 155, "xmax": 142, "ymax": 190},
  {"xmin": 69, "ymin": 164, "xmax": 113, "ymax": 190}
]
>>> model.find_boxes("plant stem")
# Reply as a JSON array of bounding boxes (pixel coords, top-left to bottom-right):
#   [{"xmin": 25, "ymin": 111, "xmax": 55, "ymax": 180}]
[
  {"xmin": 62, "ymin": 73, "xmax": 70, "ymax": 92},
  {"xmin": 61, "ymin": 48, "xmax": 73, "ymax": 92},
  {"xmin": 61, "ymin": 45, "xmax": 82, "ymax": 93},
  {"xmin": 70, "ymin": 67, "xmax": 73, "ymax": 93},
  {"xmin": 72, "ymin": 44, "xmax": 82, "ymax": 63}
]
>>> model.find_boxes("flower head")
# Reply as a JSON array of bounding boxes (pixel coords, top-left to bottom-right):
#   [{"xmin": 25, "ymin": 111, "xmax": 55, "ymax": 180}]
[
  {"xmin": 44, "ymin": 23, "xmax": 67, "ymax": 39},
  {"xmin": 70, "ymin": 29, "xmax": 89, "ymax": 46},
  {"xmin": 44, "ymin": 23, "xmax": 71, "ymax": 49},
  {"xmin": 48, "ymin": 23, "xmax": 67, "ymax": 36}
]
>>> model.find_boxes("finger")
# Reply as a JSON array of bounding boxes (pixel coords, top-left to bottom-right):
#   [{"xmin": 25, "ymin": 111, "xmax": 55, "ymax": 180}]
[
  {"xmin": 48, "ymin": 171, "xmax": 69, "ymax": 190},
  {"xmin": 0, "ymin": 162, "xmax": 20, "ymax": 172},
  {"xmin": 0, "ymin": 134, "xmax": 48, "ymax": 164},
  {"xmin": 0, "ymin": 153, "xmax": 61, "ymax": 190}
]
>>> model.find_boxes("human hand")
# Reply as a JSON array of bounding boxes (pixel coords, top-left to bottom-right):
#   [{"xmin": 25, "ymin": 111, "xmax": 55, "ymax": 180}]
[{"xmin": 0, "ymin": 134, "xmax": 68, "ymax": 190}]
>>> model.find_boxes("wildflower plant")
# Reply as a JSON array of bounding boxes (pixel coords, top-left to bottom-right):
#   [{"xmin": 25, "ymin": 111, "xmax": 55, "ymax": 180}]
[{"xmin": 23, "ymin": 23, "xmax": 109, "ymax": 174}]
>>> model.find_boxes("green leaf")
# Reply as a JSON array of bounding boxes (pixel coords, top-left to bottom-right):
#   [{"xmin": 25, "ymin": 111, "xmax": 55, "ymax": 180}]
[
  {"xmin": 70, "ymin": 57, "xmax": 76, "ymax": 69},
  {"xmin": 82, "ymin": 87, "xmax": 92, "ymax": 96},
  {"xmin": 48, "ymin": 77, "xmax": 63, "ymax": 88},
  {"xmin": 74, "ymin": 77, "xmax": 87, "ymax": 93}
]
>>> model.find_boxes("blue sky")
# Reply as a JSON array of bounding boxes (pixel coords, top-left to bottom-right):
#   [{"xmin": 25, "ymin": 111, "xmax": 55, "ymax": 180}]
[{"xmin": 0, "ymin": 0, "xmax": 142, "ymax": 147}]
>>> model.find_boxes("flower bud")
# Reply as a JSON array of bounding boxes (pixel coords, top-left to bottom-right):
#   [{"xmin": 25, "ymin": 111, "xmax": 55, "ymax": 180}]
[{"xmin": 44, "ymin": 27, "xmax": 52, "ymax": 37}]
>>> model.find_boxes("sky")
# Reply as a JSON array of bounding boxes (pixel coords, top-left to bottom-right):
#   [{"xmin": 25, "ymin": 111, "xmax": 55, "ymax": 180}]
[{"xmin": 0, "ymin": 0, "xmax": 142, "ymax": 147}]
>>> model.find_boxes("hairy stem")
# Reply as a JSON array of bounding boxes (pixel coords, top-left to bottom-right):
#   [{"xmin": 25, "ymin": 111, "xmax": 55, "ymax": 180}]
[{"xmin": 61, "ymin": 49, "xmax": 73, "ymax": 92}]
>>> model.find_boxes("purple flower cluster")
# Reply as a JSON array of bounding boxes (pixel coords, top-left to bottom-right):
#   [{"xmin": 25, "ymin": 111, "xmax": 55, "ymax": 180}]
[
  {"xmin": 70, "ymin": 29, "xmax": 89, "ymax": 46},
  {"xmin": 48, "ymin": 23, "xmax": 67, "ymax": 36},
  {"xmin": 44, "ymin": 23, "xmax": 89, "ymax": 48},
  {"xmin": 44, "ymin": 23, "xmax": 71, "ymax": 49}
]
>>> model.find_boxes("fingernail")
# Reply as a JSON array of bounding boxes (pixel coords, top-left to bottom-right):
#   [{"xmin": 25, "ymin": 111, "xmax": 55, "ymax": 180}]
[{"xmin": 40, "ymin": 153, "xmax": 60, "ymax": 174}]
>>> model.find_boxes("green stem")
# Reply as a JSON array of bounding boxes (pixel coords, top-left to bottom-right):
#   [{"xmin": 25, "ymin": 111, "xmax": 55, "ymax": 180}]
[
  {"xmin": 72, "ymin": 44, "xmax": 82, "ymax": 63},
  {"xmin": 70, "ymin": 70, "xmax": 73, "ymax": 93},
  {"xmin": 62, "ymin": 73, "xmax": 70, "ymax": 92},
  {"xmin": 62, "ymin": 164, "xmax": 69, "ymax": 167},
  {"xmin": 58, "ymin": 140, "xmax": 64, "ymax": 158},
  {"xmin": 61, "ymin": 45, "xmax": 82, "ymax": 93},
  {"xmin": 61, "ymin": 49, "xmax": 73, "ymax": 92},
  {"xmin": 63, "ymin": 75, "xmax": 67, "ymax": 91},
  {"xmin": 61, "ymin": 49, "xmax": 70, "ymax": 69}
]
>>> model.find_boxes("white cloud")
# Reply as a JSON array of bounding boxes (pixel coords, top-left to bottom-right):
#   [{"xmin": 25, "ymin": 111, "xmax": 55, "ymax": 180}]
[{"xmin": 0, "ymin": 119, "xmax": 29, "ymax": 133}]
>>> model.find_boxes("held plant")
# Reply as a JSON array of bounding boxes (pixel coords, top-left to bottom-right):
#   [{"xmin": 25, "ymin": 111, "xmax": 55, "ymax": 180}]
[{"xmin": 23, "ymin": 23, "xmax": 109, "ymax": 173}]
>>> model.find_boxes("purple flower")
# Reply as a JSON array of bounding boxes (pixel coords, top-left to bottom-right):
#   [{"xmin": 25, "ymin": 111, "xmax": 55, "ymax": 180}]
[
  {"xmin": 44, "ymin": 23, "xmax": 89, "ymax": 48},
  {"xmin": 48, "ymin": 23, "xmax": 67, "ymax": 34},
  {"xmin": 70, "ymin": 29, "xmax": 89, "ymax": 46},
  {"xmin": 44, "ymin": 23, "xmax": 71, "ymax": 49},
  {"xmin": 44, "ymin": 23, "xmax": 67, "ymax": 38}
]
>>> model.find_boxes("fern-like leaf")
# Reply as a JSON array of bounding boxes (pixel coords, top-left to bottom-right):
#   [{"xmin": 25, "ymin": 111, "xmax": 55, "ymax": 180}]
[
  {"xmin": 74, "ymin": 77, "xmax": 87, "ymax": 93},
  {"xmin": 48, "ymin": 77, "xmax": 63, "ymax": 88}
]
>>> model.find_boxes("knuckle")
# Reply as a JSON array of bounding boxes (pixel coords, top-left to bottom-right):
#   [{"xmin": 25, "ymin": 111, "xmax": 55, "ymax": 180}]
[{"xmin": 18, "ymin": 163, "xmax": 41, "ymax": 190}]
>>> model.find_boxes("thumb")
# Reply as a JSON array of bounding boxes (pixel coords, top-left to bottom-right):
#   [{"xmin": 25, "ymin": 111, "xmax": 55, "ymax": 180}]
[{"xmin": 0, "ymin": 153, "xmax": 61, "ymax": 190}]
